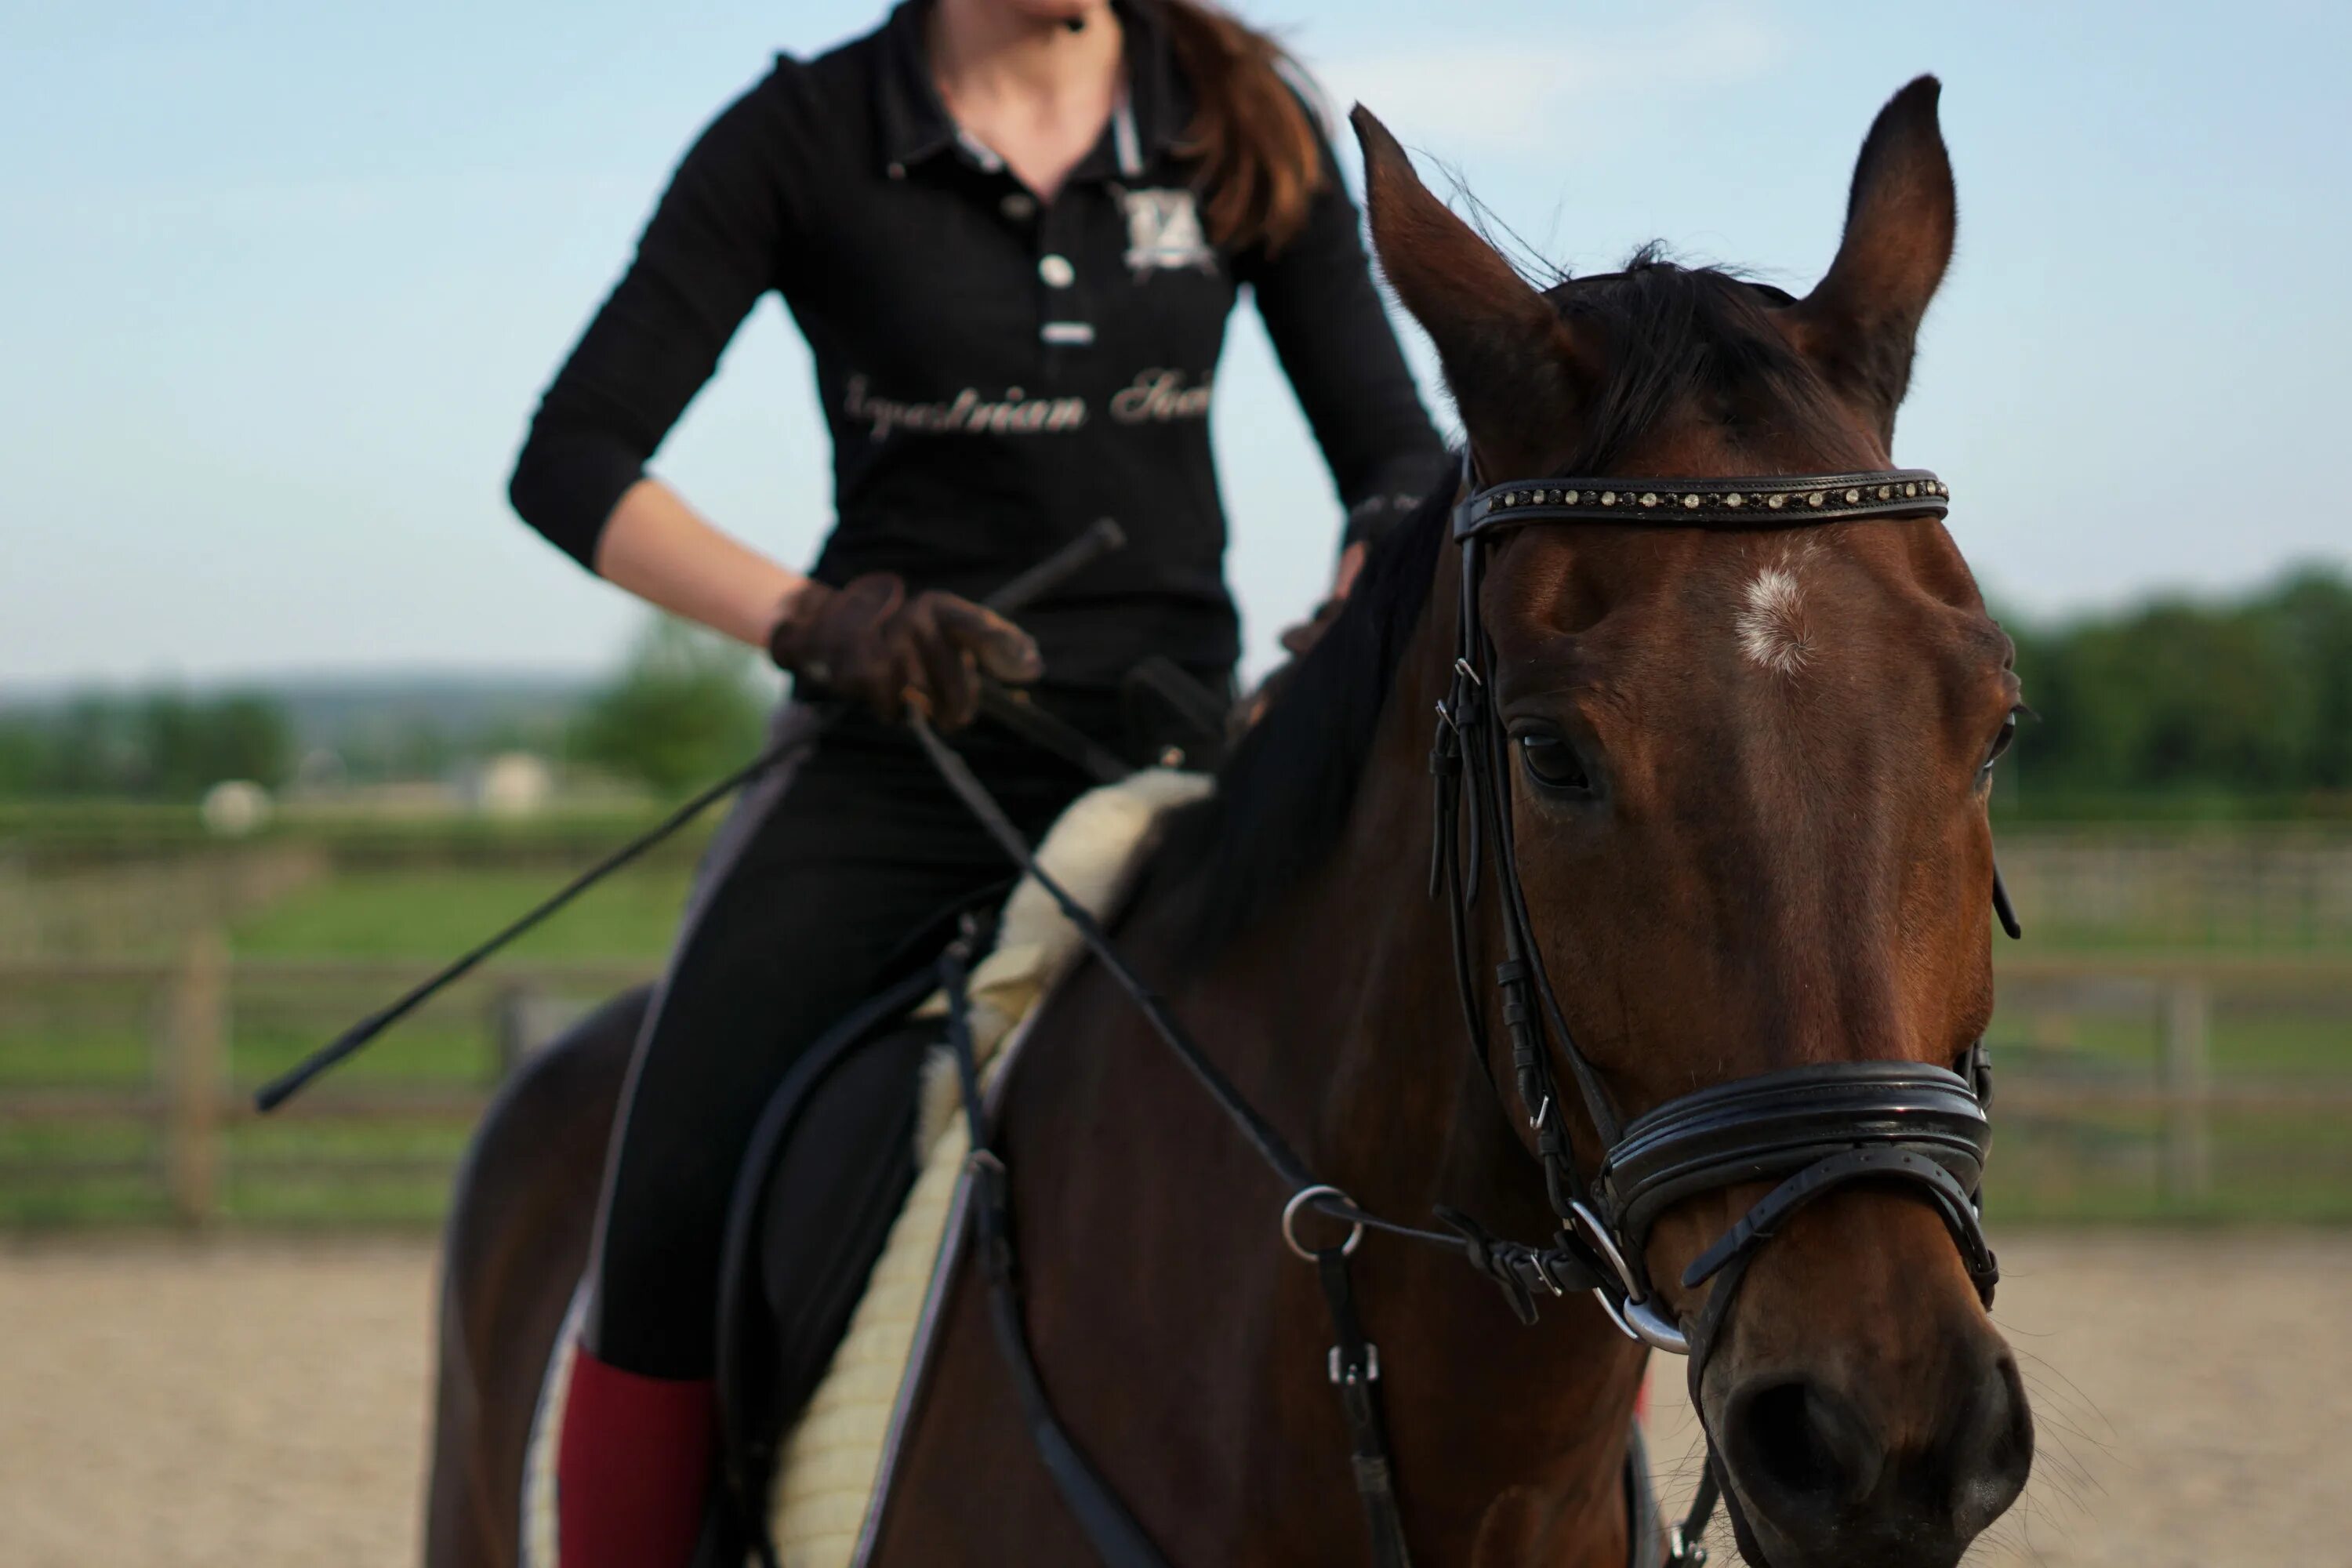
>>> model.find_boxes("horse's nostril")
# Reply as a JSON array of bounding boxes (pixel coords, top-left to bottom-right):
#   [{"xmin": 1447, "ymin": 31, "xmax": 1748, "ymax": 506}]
[
  {"xmin": 1730, "ymin": 1377, "xmax": 1886, "ymax": 1513},
  {"xmin": 1721, "ymin": 1350, "xmax": 2035, "ymax": 1561},
  {"xmin": 1948, "ymin": 1354, "xmax": 2035, "ymax": 1535}
]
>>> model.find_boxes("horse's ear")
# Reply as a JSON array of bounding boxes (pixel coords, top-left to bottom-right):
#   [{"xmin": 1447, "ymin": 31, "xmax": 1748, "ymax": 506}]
[
  {"xmin": 1350, "ymin": 105, "xmax": 1588, "ymax": 477},
  {"xmin": 1785, "ymin": 76, "xmax": 1957, "ymax": 445}
]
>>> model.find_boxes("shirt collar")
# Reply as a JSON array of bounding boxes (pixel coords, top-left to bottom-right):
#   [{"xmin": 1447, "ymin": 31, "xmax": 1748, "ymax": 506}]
[
  {"xmin": 1119, "ymin": 0, "xmax": 1188, "ymax": 162},
  {"xmin": 873, "ymin": 0, "xmax": 1190, "ymax": 178}
]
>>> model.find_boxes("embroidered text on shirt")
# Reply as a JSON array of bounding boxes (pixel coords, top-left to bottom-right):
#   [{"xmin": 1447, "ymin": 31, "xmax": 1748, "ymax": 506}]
[
  {"xmin": 1109, "ymin": 368, "xmax": 1213, "ymax": 423},
  {"xmin": 845, "ymin": 376, "xmax": 1088, "ymax": 441}
]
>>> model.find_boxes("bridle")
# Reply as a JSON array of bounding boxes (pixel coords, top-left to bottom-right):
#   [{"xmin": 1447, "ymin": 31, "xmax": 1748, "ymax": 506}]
[
  {"xmin": 894, "ymin": 460, "xmax": 2016, "ymax": 1568},
  {"xmin": 1432, "ymin": 460, "xmax": 2006, "ymax": 1558}
]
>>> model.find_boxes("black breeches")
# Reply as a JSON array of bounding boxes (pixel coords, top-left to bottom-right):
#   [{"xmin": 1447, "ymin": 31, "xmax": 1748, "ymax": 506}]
[{"xmin": 586, "ymin": 704, "xmax": 1098, "ymax": 1378}]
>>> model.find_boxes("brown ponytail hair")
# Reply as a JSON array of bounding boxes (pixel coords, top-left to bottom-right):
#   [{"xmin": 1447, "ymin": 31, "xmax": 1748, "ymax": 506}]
[{"xmin": 1159, "ymin": 0, "xmax": 1327, "ymax": 255}]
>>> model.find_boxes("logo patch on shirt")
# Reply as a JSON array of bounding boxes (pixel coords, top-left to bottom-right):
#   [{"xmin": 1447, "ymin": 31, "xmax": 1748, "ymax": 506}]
[{"xmin": 1119, "ymin": 187, "xmax": 1216, "ymax": 276}]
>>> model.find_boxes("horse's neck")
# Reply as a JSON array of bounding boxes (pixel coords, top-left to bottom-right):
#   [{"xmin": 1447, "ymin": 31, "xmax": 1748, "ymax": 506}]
[{"xmin": 1145, "ymin": 574, "xmax": 1648, "ymax": 1552}]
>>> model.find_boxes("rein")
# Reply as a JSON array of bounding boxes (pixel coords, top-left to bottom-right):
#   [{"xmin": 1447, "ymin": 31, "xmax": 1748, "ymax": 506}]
[{"xmin": 906, "ymin": 462, "xmax": 2016, "ymax": 1568}]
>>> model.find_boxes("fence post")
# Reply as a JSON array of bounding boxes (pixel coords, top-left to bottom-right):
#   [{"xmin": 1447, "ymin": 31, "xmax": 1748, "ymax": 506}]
[
  {"xmin": 492, "ymin": 983, "xmax": 535, "ymax": 1083},
  {"xmin": 2160, "ymin": 977, "xmax": 2212, "ymax": 1203},
  {"xmin": 162, "ymin": 926, "xmax": 230, "ymax": 1225}
]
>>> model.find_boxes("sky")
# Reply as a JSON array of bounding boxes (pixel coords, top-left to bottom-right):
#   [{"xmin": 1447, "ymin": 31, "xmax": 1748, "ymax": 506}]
[{"xmin": 3, "ymin": 0, "xmax": 2346, "ymax": 689}]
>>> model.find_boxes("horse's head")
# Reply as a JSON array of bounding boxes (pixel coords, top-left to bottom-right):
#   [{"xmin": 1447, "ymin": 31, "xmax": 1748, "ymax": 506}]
[{"xmin": 1356, "ymin": 81, "xmax": 2031, "ymax": 1568}]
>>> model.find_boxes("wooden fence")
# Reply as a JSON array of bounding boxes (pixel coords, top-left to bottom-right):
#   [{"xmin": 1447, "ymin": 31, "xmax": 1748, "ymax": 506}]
[
  {"xmin": 1995, "ymin": 832, "xmax": 2352, "ymax": 949},
  {"xmin": 0, "ymin": 939, "xmax": 650, "ymax": 1222},
  {"xmin": 1991, "ymin": 952, "xmax": 2352, "ymax": 1202},
  {"xmin": 2, "ymin": 939, "xmax": 2348, "ymax": 1222}
]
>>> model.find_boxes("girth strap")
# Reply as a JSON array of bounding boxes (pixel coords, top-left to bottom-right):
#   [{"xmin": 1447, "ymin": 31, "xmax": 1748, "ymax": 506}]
[{"xmin": 943, "ymin": 927, "xmax": 1178, "ymax": 1568}]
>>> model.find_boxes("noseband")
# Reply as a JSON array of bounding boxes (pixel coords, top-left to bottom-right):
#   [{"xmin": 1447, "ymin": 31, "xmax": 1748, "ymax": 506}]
[{"xmin": 1435, "ymin": 462, "xmax": 2004, "ymax": 1557}]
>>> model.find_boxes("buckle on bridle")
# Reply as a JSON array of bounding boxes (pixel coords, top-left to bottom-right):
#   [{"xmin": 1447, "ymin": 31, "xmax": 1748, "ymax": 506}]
[
  {"xmin": 1327, "ymin": 1342, "xmax": 1381, "ymax": 1385},
  {"xmin": 1665, "ymin": 1519, "xmax": 1710, "ymax": 1567}
]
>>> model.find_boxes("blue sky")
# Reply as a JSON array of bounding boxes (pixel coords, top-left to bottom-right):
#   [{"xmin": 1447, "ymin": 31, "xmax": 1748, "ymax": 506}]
[{"xmin": 3, "ymin": 0, "xmax": 2345, "ymax": 687}]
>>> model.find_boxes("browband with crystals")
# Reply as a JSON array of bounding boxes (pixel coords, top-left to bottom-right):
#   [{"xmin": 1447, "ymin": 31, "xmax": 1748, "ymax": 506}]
[{"xmin": 1455, "ymin": 468, "xmax": 1949, "ymax": 539}]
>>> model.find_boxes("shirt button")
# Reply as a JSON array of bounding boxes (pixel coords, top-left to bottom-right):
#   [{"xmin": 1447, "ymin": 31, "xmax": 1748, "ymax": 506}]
[
  {"xmin": 1038, "ymin": 253, "xmax": 1075, "ymax": 289},
  {"xmin": 1000, "ymin": 192, "xmax": 1036, "ymax": 221}
]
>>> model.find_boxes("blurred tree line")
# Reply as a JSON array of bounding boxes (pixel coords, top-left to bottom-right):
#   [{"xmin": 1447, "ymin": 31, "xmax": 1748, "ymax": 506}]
[
  {"xmin": 568, "ymin": 616, "xmax": 771, "ymax": 795},
  {"xmin": 2, "ymin": 572, "xmax": 2344, "ymax": 810},
  {"xmin": 2007, "ymin": 565, "xmax": 2352, "ymax": 812},
  {"xmin": 0, "ymin": 690, "xmax": 292, "ymax": 799},
  {"xmin": 0, "ymin": 616, "xmax": 771, "ymax": 803}
]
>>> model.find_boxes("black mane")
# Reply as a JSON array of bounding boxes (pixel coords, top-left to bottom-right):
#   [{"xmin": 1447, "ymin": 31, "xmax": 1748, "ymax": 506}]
[
  {"xmin": 1153, "ymin": 253, "xmax": 1833, "ymax": 964},
  {"xmin": 1149, "ymin": 475, "xmax": 1453, "ymax": 967}
]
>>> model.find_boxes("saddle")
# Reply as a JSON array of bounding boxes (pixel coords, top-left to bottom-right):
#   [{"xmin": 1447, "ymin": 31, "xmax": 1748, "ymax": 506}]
[{"xmin": 713, "ymin": 770, "xmax": 1215, "ymax": 1567}]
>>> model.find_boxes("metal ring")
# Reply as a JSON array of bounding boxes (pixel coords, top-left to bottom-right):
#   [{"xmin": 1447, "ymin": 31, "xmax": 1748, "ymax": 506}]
[
  {"xmin": 1592, "ymin": 1288, "xmax": 1639, "ymax": 1344},
  {"xmin": 1623, "ymin": 1296, "xmax": 1691, "ymax": 1356},
  {"xmin": 1280, "ymin": 1184, "xmax": 1364, "ymax": 1262},
  {"xmin": 1568, "ymin": 1200, "xmax": 1645, "ymax": 1302}
]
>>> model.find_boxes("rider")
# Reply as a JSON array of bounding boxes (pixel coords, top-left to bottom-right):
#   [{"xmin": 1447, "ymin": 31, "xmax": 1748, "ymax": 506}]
[{"xmin": 507, "ymin": 0, "xmax": 1446, "ymax": 1560}]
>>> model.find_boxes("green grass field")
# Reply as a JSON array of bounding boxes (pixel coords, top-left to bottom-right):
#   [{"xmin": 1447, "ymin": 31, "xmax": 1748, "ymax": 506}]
[
  {"xmin": 231, "ymin": 864, "xmax": 697, "ymax": 962},
  {"xmin": 4, "ymin": 841, "xmax": 2349, "ymax": 1228}
]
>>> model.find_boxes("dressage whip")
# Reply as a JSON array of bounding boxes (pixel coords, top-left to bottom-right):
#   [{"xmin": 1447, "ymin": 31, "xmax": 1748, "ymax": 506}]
[{"xmin": 254, "ymin": 517, "xmax": 1127, "ymax": 1113}]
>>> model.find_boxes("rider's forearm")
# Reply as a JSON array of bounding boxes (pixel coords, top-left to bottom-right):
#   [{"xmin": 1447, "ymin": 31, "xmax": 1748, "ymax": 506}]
[
  {"xmin": 591, "ymin": 477, "xmax": 810, "ymax": 649},
  {"xmin": 1333, "ymin": 541, "xmax": 1367, "ymax": 600}
]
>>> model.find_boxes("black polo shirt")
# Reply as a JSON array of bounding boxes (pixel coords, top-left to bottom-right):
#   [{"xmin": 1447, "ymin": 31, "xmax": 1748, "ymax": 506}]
[{"xmin": 509, "ymin": 0, "xmax": 1446, "ymax": 691}]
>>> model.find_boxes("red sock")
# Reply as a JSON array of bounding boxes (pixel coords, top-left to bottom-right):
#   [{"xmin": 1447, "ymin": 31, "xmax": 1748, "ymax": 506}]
[{"xmin": 556, "ymin": 1348, "xmax": 716, "ymax": 1568}]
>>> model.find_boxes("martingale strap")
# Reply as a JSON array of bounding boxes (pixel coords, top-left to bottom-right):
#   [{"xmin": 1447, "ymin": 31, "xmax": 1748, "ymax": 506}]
[{"xmin": 1316, "ymin": 1247, "xmax": 1414, "ymax": 1568}]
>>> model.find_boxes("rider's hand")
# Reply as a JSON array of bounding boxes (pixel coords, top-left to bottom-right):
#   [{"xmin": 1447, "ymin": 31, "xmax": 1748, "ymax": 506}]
[
  {"xmin": 1272, "ymin": 542, "xmax": 1367, "ymax": 662},
  {"xmin": 766, "ymin": 574, "xmax": 1043, "ymax": 728},
  {"xmin": 1277, "ymin": 594, "xmax": 1345, "ymax": 659}
]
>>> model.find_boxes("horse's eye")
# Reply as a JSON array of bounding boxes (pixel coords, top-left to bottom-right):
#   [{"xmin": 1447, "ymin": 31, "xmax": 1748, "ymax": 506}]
[
  {"xmin": 1517, "ymin": 731, "xmax": 1592, "ymax": 793},
  {"xmin": 1978, "ymin": 708, "xmax": 2021, "ymax": 779}
]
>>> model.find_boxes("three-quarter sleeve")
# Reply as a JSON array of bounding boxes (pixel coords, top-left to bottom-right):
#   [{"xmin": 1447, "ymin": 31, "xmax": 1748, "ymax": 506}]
[
  {"xmin": 1238, "ymin": 124, "xmax": 1450, "ymax": 551},
  {"xmin": 508, "ymin": 74, "xmax": 802, "ymax": 569}
]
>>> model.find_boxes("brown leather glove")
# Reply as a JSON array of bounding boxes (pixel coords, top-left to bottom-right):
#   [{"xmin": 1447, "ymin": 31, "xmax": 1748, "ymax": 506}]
[
  {"xmin": 765, "ymin": 573, "xmax": 1042, "ymax": 728},
  {"xmin": 1277, "ymin": 595, "xmax": 1346, "ymax": 659}
]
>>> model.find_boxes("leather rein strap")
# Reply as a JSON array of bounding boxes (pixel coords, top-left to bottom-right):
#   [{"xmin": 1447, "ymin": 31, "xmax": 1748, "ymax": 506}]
[{"xmin": 894, "ymin": 460, "xmax": 2009, "ymax": 1568}]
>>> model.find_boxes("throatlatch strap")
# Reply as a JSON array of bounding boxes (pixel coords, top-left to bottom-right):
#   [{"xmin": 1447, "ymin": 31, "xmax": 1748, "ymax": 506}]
[{"xmin": 1316, "ymin": 1248, "xmax": 1414, "ymax": 1568}]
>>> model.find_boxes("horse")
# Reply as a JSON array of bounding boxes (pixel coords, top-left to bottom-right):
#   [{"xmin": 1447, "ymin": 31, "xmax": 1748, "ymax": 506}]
[{"xmin": 426, "ymin": 75, "xmax": 2031, "ymax": 1568}]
